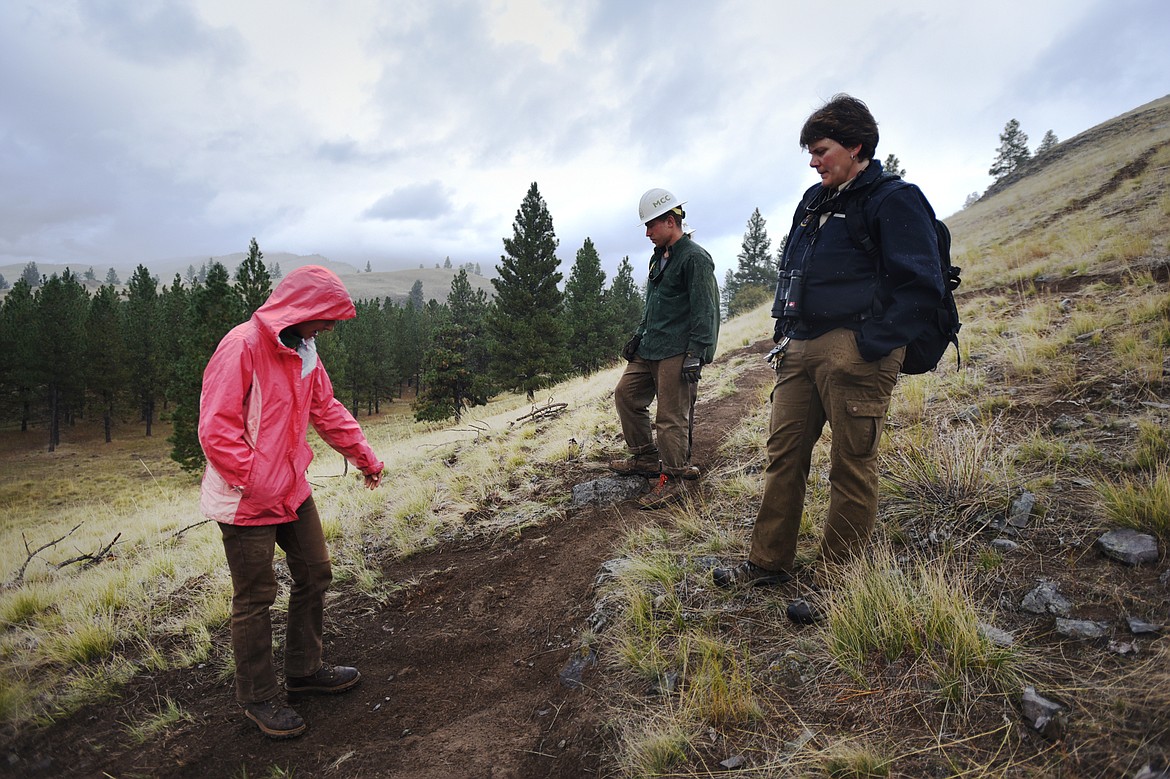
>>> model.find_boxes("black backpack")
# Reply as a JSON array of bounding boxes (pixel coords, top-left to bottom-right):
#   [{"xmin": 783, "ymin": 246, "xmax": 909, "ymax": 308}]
[{"xmin": 844, "ymin": 173, "xmax": 962, "ymax": 374}]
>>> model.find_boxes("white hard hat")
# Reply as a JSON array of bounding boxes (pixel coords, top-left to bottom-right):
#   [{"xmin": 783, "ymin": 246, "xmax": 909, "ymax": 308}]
[{"xmin": 638, "ymin": 188, "xmax": 687, "ymax": 226}]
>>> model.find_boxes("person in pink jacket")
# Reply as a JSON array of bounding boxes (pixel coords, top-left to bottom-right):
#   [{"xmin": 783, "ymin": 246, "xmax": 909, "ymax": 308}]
[{"xmin": 198, "ymin": 264, "xmax": 384, "ymax": 739}]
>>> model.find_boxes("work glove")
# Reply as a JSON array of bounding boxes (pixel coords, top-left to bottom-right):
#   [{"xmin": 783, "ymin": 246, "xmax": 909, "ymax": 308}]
[
  {"xmin": 622, "ymin": 334, "xmax": 642, "ymax": 361},
  {"xmin": 682, "ymin": 354, "xmax": 702, "ymax": 383}
]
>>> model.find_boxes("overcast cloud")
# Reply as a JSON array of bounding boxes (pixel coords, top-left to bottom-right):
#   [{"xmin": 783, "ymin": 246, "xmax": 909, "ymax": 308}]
[{"xmin": 2, "ymin": 0, "xmax": 1168, "ymax": 284}]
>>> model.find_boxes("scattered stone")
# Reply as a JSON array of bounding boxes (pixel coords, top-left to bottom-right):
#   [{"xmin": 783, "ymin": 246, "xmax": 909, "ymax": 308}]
[
  {"xmin": 595, "ymin": 558, "xmax": 636, "ymax": 585},
  {"xmin": 1051, "ymin": 414, "xmax": 1085, "ymax": 432},
  {"xmin": 1021, "ymin": 581, "xmax": 1073, "ymax": 616},
  {"xmin": 1054, "ymin": 618, "xmax": 1110, "ymax": 639},
  {"xmin": 1058, "ymin": 298, "xmax": 1073, "ymax": 312},
  {"xmin": 954, "ymin": 405, "xmax": 983, "ymax": 424},
  {"xmin": 558, "ymin": 647, "xmax": 597, "ymax": 689},
  {"xmin": 991, "ymin": 538, "xmax": 1021, "ymax": 553},
  {"xmin": 692, "ymin": 555, "xmax": 721, "ymax": 573},
  {"xmin": 720, "ymin": 755, "xmax": 747, "ymax": 769},
  {"xmin": 647, "ymin": 670, "xmax": 679, "ymax": 697},
  {"xmin": 1096, "ymin": 529, "xmax": 1159, "ymax": 566},
  {"xmin": 978, "ymin": 622, "xmax": 1015, "ymax": 647},
  {"xmin": 1108, "ymin": 640, "xmax": 1138, "ymax": 655},
  {"xmin": 570, "ymin": 476, "xmax": 646, "ymax": 508},
  {"xmin": 1021, "ymin": 686, "xmax": 1066, "ymax": 739},
  {"xmin": 1133, "ymin": 763, "xmax": 1170, "ymax": 778},
  {"xmin": 1127, "ymin": 617, "xmax": 1163, "ymax": 635},
  {"xmin": 1008, "ymin": 491, "xmax": 1036, "ymax": 528},
  {"xmin": 785, "ymin": 727, "xmax": 816, "ymax": 752}
]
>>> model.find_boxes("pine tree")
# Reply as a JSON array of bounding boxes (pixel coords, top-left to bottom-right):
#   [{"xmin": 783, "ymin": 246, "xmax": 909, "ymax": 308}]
[
  {"xmin": 0, "ymin": 274, "xmax": 8, "ymax": 290},
  {"xmin": 1036, "ymin": 129, "xmax": 1059, "ymax": 155},
  {"xmin": 882, "ymin": 153, "xmax": 906, "ymax": 178},
  {"xmin": 989, "ymin": 118, "xmax": 1031, "ymax": 180},
  {"xmin": 169, "ymin": 262, "xmax": 244, "ymax": 471},
  {"xmin": 0, "ymin": 279, "xmax": 37, "ymax": 430},
  {"xmin": 721, "ymin": 269, "xmax": 736, "ymax": 321},
  {"xmin": 603, "ymin": 256, "xmax": 643, "ymax": 362},
  {"xmin": 85, "ymin": 284, "xmax": 129, "ymax": 442},
  {"xmin": 408, "ymin": 280, "xmax": 425, "ymax": 310},
  {"xmin": 729, "ymin": 208, "xmax": 776, "ymax": 317},
  {"xmin": 414, "ymin": 270, "xmax": 492, "ymax": 422},
  {"xmin": 234, "ymin": 237, "xmax": 272, "ymax": 318},
  {"xmin": 33, "ymin": 270, "xmax": 89, "ymax": 450},
  {"xmin": 124, "ymin": 265, "xmax": 162, "ymax": 436},
  {"xmin": 564, "ymin": 238, "xmax": 609, "ymax": 375},
  {"xmin": 83, "ymin": 266, "xmax": 97, "ymax": 282},
  {"xmin": 21, "ymin": 262, "xmax": 40, "ymax": 287},
  {"xmin": 486, "ymin": 182, "xmax": 570, "ymax": 401},
  {"xmin": 104, "ymin": 267, "xmax": 120, "ymax": 285}
]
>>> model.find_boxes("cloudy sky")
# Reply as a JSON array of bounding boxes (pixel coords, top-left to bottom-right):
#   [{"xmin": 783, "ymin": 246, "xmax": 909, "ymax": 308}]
[{"xmin": 3, "ymin": 0, "xmax": 1168, "ymax": 285}]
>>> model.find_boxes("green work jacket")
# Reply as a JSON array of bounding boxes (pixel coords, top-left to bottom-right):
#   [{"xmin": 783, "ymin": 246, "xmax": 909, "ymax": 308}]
[{"xmin": 636, "ymin": 235, "xmax": 720, "ymax": 363}]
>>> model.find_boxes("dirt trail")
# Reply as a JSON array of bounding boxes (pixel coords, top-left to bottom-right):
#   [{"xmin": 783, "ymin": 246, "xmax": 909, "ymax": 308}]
[{"xmin": 2, "ymin": 342, "xmax": 775, "ymax": 779}]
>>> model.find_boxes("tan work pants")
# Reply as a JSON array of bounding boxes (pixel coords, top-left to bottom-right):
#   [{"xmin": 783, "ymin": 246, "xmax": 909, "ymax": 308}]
[
  {"xmin": 750, "ymin": 329, "xmax": 903, "ymax": 571},
  {"xmin": 614, "ymin": 353, "xmax": 695, "ymax": 477}
]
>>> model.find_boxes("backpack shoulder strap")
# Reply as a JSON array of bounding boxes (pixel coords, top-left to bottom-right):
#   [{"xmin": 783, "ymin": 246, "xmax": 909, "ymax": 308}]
[{"xmin": 844, "ymin": 172, "xmax": 907, "ymax": 261}]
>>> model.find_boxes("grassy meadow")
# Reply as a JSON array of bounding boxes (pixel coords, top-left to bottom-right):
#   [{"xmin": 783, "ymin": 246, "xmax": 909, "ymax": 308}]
[{"xmin": 2, "ymin": 95, "xmax": 1169, "ymax": 776}]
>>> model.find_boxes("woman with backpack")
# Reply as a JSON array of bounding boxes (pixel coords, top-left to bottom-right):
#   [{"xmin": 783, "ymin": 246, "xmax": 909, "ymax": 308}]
[{"xmin": 712, "ymin": 94, "xmax": 946, "ymax": 610}]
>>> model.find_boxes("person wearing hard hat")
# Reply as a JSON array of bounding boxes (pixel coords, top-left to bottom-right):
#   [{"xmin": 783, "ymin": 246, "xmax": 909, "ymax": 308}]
[{"xmin": 610, "ymin": 188, "xmax": 720, "ymax": 509}]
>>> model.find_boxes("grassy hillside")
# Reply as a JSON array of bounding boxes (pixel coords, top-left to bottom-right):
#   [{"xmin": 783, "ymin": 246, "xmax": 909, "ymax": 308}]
[{"xmin": 0, "ymin": 96, "xmax": 1167, "ymax": 776}]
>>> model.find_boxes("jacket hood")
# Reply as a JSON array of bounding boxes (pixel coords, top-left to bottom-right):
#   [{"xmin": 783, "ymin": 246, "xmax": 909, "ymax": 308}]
[{"xmin": 253, "ymin": 265, "xmax": 357, "ymax": 341}]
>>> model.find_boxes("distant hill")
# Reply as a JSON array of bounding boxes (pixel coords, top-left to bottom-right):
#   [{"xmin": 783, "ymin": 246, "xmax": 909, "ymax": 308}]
[{"xmin": 0, "ymin": 251, "xmax": 495, "ymax": 305}]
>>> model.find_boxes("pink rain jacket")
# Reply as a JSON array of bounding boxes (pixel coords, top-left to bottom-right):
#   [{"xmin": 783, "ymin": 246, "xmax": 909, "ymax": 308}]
[{"xmin": 198, "ymin": 265, "xmax": 383, "ymax": 526}]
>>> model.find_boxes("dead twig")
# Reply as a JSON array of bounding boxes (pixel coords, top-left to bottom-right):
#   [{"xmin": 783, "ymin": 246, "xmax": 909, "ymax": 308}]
[
  {"xmin": 5, "ymin": 523, "xmax": 84, "ymax": 588},
  {"xmin": 511, "ymin": 399, "xmax": 568, "ymax": 427},
  {"xmin": 55, "ymin": 533, "xmax": 122, "ymax": 571},
  {"xmin": 169, "ymin": 519, "xmax": 213, "ymax": 539}
]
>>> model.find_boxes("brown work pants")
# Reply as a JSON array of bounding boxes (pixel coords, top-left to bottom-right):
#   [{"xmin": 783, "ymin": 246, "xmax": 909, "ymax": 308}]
[
  {"xmin": 750, "ymin": 329, "xmax": 903, "ymax": 572},
  {"xmin": 614, "ymin": 353, "xmax": 696, "ymax": 477},
  {"xmin": 219, "ymin": 497, "xmax": 331, "ymax": 704}
]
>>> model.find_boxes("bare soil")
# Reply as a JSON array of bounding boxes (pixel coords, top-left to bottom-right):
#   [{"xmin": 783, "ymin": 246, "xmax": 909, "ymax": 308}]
[{"xmin": 0, "ymin": 343, "xmax": 775, "ymax": 779}]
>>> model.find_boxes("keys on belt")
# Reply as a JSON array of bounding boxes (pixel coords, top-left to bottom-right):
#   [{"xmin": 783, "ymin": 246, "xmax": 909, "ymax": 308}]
[{"xmin": 766, "ymin": 336, "xmax": 791, "ymax": 369}]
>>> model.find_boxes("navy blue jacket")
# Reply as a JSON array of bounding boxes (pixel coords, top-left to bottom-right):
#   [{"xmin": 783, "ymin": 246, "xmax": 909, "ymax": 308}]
[{"xmin": 772, "ymin": 161, "xmax": 945, "ymax": 362}]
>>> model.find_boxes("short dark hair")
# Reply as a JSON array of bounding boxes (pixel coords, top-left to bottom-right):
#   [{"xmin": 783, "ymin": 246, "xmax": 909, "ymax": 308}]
[{"xmin": 799, "ymin": 93, "xmax": 879, "ymax": 161}]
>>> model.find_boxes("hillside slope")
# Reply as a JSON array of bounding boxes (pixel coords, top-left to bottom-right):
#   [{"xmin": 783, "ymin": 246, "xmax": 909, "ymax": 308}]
[{"xmin": 2, "ymin": 96, "xmax": 1168, "ymax": 778}]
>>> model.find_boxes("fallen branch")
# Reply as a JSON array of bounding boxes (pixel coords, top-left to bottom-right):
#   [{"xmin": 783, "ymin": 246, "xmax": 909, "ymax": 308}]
[
  {"xmin": 5, "ymin": 523, "xmax": 83, "ymax": 589},
  {"xmin": 169, "ymin": 519, "xmax": 213, "ymax": 540},
  {"xmin": 55, "ymin": 533, "xmax": 122, "ymax": 571},
  {"xmin": 511, "ymin": 400, "xmax": 568, "ymax": 427}
]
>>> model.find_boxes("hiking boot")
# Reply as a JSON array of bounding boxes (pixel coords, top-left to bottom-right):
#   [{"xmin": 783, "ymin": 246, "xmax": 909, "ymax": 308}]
[
  {"xmin": 786, "ymin": 598, "xmax": 826, "ymax": 625},
  {"xmin": 677, "ymin": 465, "xmax": 700, "ymax": 481},
  {"xmin": 244, "ymin": 699, "xmax": 306, "ymax": 739},
  {"xmin": 638, "ymin": 474, "xmax": 687, "ymax": 510},
  {"xmin": 712, "ymin": 560, "xmax": 792, "ymax": 589},
  {"xmin": 609, "ymin": 453, "xmax": 661, "ymax": 478},
  {"xmin": 285, "ymin": 665, "xmax": 361, "ymax": 695}
]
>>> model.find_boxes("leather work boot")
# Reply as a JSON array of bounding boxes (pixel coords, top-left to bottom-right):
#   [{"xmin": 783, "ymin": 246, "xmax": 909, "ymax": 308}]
[
  {"xmin": 285, "ymin": 665, "xmax": 362, "ymax": 694},
  {"xmin": 244, "ymin": 699, "xmax": 306, "ymax": 739},
  {"xmin": 638, "ymin": 474, "xmax": 687, "ymax": 510},
  {"xmin": 712, "ymin": 560, "xmax": 793, "ymax": 589},
  {"xmin": 608, "ymin": 453, "xmax": 661, "ymax": 478}
]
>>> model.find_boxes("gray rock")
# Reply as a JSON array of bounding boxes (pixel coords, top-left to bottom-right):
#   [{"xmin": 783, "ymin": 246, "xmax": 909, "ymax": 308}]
[
  {"xmin": 1096, "ymin": 528, "xmax": 1160, "ymax": 566},
  {"xmin": 1008, "ymin": 491, "xmax": 1036, "ymax": 528},
  {"xmin": 1127, "ymin": 617, "xmax": 1163, "ymax": 634},
  {"xmin": 1021, "ymin": 686, "xmax": 1066, "ymax": 739},
  {"xmin": 1054, "ymin": 618, "xmax": 1110, "ymax": 639},
  {"xmin": 978, "ymin": 622, "xmax": 1015, "ymax": 647},
  {"xmin": 1051, "ymin": 414, "xmax": 1085, "ymax": 432},
  {"xmin": 559, "ymin": 647, "xmax": 597, "ymax": 689},
  {"xmin": 595, "ymin": 558, "xmax": 636, "ymax": 585},
  {"xmin": 719, "ymin": 755, "xmax": 747, "ymax": 770},
  {"xmin": 1108, "ymin": 640, "xmax": 1138, "ymax": 655},
  {"xmin": 570, "ymin": 476, "xmax": 646, "ymax": 508},
  {"xmin": 991, "ymin": 538, "xmax": 1021, "ymax": 553},
  {"xmin": 1133, "ymin": 763, "xmax": 1170, "ymax": 778},
  {"xmin": 1021, "ymin": 581, "xmax": 1073, "ymax": 616}
]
